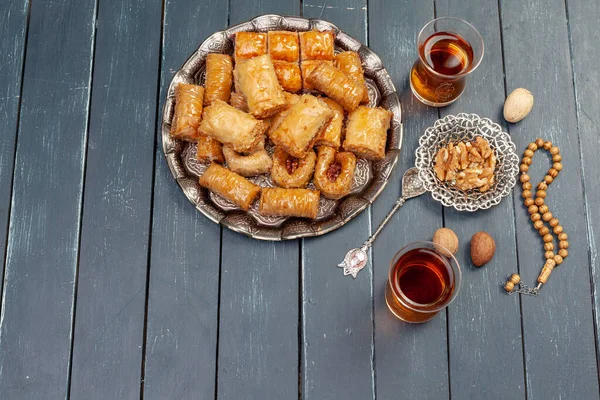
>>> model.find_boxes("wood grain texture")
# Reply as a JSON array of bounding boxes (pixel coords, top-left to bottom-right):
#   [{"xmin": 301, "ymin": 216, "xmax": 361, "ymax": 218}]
[
  {"xmin": 369, "ymin": 1, "xmax": 450, "ymax": 399},
  {"xmin": 301, "ymin": 2, "xmax": 374, "ymax": 399},
  {"xmin": 565, "ymin": 0, "xmax": 600, "ymax": 373},
  {"xmin": 0, "ymin": 0, "xmax": 96, "ymax": 398},
  {"xmin": 142, "ymin": 0, "xmax": 226, "ymax": 399},
  {"xmin": 216, "ymin": 2, "xmax": 301, "ymax": 400},
  {"xmin": 229, "ymin": 0, "xmax": 299, "ymax": 22},
  {"xmin": 435, "ymin": 1, "xmax": 527, "ymax": 398},
  {"xmin": 0, "ymin": 0, "xmax": 28, "ymax": 305},
  {"xmin": 3, "ymin": 3, "xmax": 599, "ymax": 399},
  {"xmin": 500, "ymin": 0, "xmax": 600, "ymax": 398},
  {"xmin": 67, "ymin": 0, "xmax": 162, "ymax": 398}
]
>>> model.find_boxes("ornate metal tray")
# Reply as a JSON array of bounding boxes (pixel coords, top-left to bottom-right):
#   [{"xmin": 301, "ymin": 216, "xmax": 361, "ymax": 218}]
[{"xmin": 161, "ymin": 14, "xmax": 402, "ymax": 240}]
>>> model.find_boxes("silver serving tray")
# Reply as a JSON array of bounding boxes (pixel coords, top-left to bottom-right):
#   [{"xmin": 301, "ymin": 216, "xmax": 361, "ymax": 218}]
[{"xmin": 161, "ymin": 14, "xmax": 403, "ymax": 240}]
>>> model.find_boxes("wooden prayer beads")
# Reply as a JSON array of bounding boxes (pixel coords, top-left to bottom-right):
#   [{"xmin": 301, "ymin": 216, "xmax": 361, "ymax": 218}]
[
  {"xmin": 504, "ymin": 274, "xmax": 521, "ymax": 292},
  {"xmin": 504, "ymin": 138, "xmax": 568, "ymax": 295}
]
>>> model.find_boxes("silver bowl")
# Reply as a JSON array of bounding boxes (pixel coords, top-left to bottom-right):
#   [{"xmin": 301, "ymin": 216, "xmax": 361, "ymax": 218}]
[
  {"xmin": 415, "ymin": 113, "xmax": 519, "ymax": 212},
  {"xmin": 161, "ymin": 14, "xmax": 402, "ymax": 240}
]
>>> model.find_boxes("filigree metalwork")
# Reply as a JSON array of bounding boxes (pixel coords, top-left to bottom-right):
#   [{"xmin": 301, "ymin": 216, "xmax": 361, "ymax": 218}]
[{"xmin": 415, "ymin": 113, "xmax": 519, "ymax": 212}]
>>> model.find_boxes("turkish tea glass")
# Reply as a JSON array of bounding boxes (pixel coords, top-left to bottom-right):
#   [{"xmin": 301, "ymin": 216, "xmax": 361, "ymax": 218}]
[
  {"xmin": 410, "ymin": 17, "xmax": 484, "ymax": 107},
  {"xmin": 385, "ymin": 241, "xmax": 462, "ymax": 323}
]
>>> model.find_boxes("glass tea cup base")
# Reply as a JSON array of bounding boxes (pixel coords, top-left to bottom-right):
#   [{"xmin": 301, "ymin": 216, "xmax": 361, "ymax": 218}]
[
  {"xmin": 409, "ymin": 78, "xmax": 464, "ymax": 107},
  {"xmin": 385, "ymin": 281, "xmax": 439, "ymax": 323},
  {"xmin": 385, "ymin": 241, "xmax": 462, "ymax": 324}
]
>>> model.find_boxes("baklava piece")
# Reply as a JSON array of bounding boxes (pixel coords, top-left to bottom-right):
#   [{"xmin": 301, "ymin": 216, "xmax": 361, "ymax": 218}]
[
  {"xmin": 259, "ymin": 187, "xmax": 320, "ymax": 219},
  {"xmin": 313, "ymin": 146, "xmax": 356, "ymax": 199},
  {"xmin": 199, "ymin": 163, "xmax": 261, "ymax": 211},
  {"xmin": 170, "ymin": 83, "xmax": 204, "ymax": 142},
  {"xmin": 271, "ymin": 147, "xmax": 317, "ymax": 188},
  {"xmin": 343, "ymin": 106, "xmax": 392, "ymax": 160}
]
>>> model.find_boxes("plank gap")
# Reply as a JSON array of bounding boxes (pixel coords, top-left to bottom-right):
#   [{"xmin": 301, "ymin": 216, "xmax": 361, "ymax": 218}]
[
  {"xmin": 298, "ymin": 240, "xmax": 304, "ymax": 400},
  {"xmin": 0, "ymin": 0, "xmax": 32, "ymax": 313},
  {"xmin": 65, "ymin": 0, "xmax": 100, "ymax": 398},
  {"xmin": 495, "ymin": 0, "xmax": 530, "ymax": 397},
  {"xmin": 364, "ymin": 4, "xmax": 377, "ymax": 400},
  {"xmin": 214, "ymin": 4, "xmax": 231, "ymax": 400},
  {"xmin": 139, "ymin": 0, "xmax": 168, "ymax": 398},
  {"xmin": 214, "ymin": 226, "xmax": 224, "ymax": 400},
  {"xmin": 433, "ymin": 2, "xmax": 449, "ymax": 392}
]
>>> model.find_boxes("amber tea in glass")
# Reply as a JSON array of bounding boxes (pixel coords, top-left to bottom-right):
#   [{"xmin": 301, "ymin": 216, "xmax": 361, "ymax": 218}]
[
  {"xmin": 410, "ymin": 17, "xmax": 484, "ymax": 107},
  {"xmin": 385, "ymin": 242, "xmax": 461, "ymax": 323}
]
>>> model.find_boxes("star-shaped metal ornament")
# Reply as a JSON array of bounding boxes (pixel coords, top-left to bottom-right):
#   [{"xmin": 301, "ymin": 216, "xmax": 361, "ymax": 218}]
[{"xmin": 337, "ymin": 248, "xmax": 368, "ymax": 278}]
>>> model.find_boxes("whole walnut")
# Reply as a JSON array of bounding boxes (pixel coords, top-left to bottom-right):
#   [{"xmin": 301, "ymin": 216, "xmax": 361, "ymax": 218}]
[{"xmin": 432, "ymin": 228, "xmax": 459, "ymax": 255}]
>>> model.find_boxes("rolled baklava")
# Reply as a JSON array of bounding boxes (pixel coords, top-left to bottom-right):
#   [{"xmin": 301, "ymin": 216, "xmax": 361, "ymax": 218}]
[
  {"xmin": 259, "ymin": 187, "xmax": 320, "ymax": 219},
  {"xmin": 305, "ymin": 62, "xmax": 366, "ymax": 112},
  {"xmin": 170, "ymin": 83, "xmax": 204, "ymax": 142},
  {"xmin": 199, "ymin": 163, "xmax": 261, "ymax": 210},
  {"xmin": 334, "ymin": 51, "xmax": 369, "ymax": 104},
  {"xmin": 204, "ymin": 53, "xmax": 233, "ymax": 105}
]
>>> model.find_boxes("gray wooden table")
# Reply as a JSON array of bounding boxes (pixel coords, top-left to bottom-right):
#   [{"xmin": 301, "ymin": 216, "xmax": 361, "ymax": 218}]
[{"xmin": 1, "ymin": 0, "xmax": 599, "ymax": 399}]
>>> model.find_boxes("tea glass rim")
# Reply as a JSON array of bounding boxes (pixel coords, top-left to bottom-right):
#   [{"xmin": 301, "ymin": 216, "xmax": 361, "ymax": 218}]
[
  {"xmin": 388, "ymin": 241, "xmax": 462, "ymax": 314},
  {"xmin": 417, "ymin": 16, "xmax": 485, "ymax": 80}
]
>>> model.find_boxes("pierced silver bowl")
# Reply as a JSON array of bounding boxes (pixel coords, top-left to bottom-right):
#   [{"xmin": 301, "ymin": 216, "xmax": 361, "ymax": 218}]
[{"xmin": 415, "ymin": 113, "xmax": 520, "ymax": 212}]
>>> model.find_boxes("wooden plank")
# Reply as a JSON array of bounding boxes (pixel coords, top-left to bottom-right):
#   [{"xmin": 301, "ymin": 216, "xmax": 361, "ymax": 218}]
[
  {"xmin": 0, "ymin": 0, "xmax": 29, "ymax": 303},
  {"xmin": 216, "ymin": 4, "xmax": 301, "ymax": 400},
  {"xmin": 368, "ymin": 1, "xmax": 450, "ymax": 399},
  {"xmin": 499, "ymin": 0, "xmax": 600, "ymax": 398},
  {"xmin": 435, "ymin": 1, "xmax": 527, "ymax": 398},
  {"xmin": 565, "ymin": 0, "xmax": 600, "ymax": 373},
  {"xmin": 67, "ymin": 0, "xmax": 162, "ymax": 398},
  {"xmin": 0, "ymin": 0, "xmax": 96, "ymax": 398},
  {"xmin": 142, "ymin": 0, "xmax": 227, "ymax": 399},
  {"xmin": 300, "ymin": 1, "xmax": 375, "ymax": 399}
]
